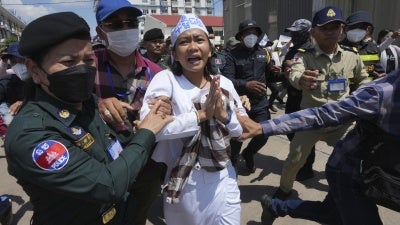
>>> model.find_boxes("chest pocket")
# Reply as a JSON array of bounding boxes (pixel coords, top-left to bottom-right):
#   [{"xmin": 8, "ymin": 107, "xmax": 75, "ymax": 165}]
[{"xmin": 235, "ymin": 60, "xmax": 254, "ymax": 76}]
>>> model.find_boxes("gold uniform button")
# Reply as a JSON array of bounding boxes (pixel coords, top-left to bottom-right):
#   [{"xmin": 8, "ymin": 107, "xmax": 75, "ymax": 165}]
[{"xmin": 59, "ymin": 109, "xmax": 70, "ymax": 118}]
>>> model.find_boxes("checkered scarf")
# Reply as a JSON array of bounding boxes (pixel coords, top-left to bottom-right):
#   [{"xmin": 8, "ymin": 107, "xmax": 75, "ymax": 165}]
[{"xmin": 165, "ymin": 90, "xmax": 233, "ymax": 204}]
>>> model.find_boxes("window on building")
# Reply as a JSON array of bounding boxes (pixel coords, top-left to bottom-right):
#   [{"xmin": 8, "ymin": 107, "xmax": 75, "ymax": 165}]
[
  {"xmin": 215, "ymin": 30, "xmax": 223, "ymax": 37},
  {"xmin": 161, "ymin": 7, "xmax": 168, "ymax": 14},
  {"xmin": 186, "ymin": 8, "xmax": 193, "ymax": 13},
  {"xmin": 160, "ymin": 0, "xmax": 169, "ymax": 6},
  {"xmin": 172, "ymin": 7, "xmax": 178, "ymax": 14},
  {"xmin": 151, "ymin": 9, "xmax": 157, "ymax": 14},
  {"xmin": 142, "ymin": 0, "xmax": 148, "ymax": 3},
  {"xmin": 142, "ymin": 9, "xmax": 149, "ymax": 14},
  {"xmin": 195, "ymin": 9, "xmax": 201, "ymax": 14},
  {"xmin": 185, "ymin": 0, "xmax": 191, "ymax": 6},
  {"xmin": 207, "ymin": 8, "xmax": 213, "ymax": 15}
]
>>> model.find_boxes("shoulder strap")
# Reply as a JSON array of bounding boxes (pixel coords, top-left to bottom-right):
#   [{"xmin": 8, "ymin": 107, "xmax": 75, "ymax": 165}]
[
  {"xmin": 340, "ymin": 44, "xmax": 359, "ymax": 54},
  {"xmin": 263, "ymin": 48, "xmax": 271, "ymax": 64}
]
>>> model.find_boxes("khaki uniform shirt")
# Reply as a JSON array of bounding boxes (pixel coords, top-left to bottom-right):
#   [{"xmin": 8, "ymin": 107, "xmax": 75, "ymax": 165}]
[{"xmin": 289, "ymin": 43, "xmax": 370, "ymax": 109}]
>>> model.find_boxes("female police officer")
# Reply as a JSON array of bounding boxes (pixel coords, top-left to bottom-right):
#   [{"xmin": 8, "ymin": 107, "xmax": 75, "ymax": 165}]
[{"xmin": 4, "ymin": 12, "xmax": 172, "ymax": 225}]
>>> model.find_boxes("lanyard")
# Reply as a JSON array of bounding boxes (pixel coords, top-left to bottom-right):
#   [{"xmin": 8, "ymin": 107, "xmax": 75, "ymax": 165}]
[
  {"xmin": 106, "ymin": 64, "xmax": 131, "ymax": 98},
  {"xmin": 106, "ymin": 63, "xmax": 153, "ymax": 98}
]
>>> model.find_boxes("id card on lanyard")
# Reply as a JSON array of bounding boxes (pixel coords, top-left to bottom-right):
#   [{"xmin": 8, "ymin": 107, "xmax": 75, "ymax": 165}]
[
  {"xmin": 106, "ymin": 138, "xmax": 123, "ymax": 160},
  {"xmin": 327, "ymin": 78, "xmax": 346, "ymax": 92}
]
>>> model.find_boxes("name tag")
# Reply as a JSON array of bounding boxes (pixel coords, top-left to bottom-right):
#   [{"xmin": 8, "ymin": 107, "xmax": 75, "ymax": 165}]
[
  {"xmin": 107, "ymin": 139, "xmax": 123, "ymax": 160},
  {"xmin": 328, "ymin": 78, "xmax": 346, "ymax": 92},
  {"xmin": 102, "ymin": 206, "xmax": 116, "ymax": 224}
]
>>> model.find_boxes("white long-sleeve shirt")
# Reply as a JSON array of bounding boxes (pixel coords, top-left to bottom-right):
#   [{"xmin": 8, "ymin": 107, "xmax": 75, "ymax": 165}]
[{"xmin": 140, "ymin": 69, "xmax": 246, "ymax": 173}]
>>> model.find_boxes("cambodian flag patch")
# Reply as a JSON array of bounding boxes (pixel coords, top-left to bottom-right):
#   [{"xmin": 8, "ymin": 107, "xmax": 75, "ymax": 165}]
[{"xmin": 32, "ymin": 140, "xmax": 69, "ymax": 171}]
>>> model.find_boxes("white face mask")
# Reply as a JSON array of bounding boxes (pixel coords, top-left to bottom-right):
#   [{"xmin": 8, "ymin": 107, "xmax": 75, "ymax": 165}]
[
  {"xmin": 243, "ymin": 34, "xmax": 258, "ymax": 48},
  {"xmin": 104, "ymin": 28, "xmax": 139, "ymax": 56},
  {"xmin": 346, "ymin": 28, "xmax": 367, "ymax": 43},
  {"xmin": 11, "ymin": 63, "xmax": 30, "ymax": 81}
]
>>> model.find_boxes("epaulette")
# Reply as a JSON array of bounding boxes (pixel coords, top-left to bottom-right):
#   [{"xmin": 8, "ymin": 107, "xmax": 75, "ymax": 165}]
[
  {"xmin": 340, "ymin": 44, "xmax": 358, "ymax": 53},
  {"xmin": 297, "ymin": 47, "xmax": 314, "ymax": 53}
]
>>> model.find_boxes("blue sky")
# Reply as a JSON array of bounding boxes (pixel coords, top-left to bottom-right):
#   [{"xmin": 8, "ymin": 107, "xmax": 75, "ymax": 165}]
[{"xmin": 3, "ymin": 0, "xmax": 223, "ymax": 37}]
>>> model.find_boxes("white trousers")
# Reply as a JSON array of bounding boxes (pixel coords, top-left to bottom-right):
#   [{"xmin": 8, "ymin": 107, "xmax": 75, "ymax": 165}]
[{"xmin": 164, "ymin": 162, "xmax": 241, "ymax": 225}]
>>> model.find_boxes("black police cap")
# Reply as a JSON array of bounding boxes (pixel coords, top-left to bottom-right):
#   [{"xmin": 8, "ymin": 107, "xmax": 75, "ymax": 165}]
[
  {"xmin": 143, "ymin": 28, "xmax": 165, "ymax": 41},
  {"xmin": 19, "ymin": 12, "xmax": 91, "ymax": 58},
  {"xmin": 346, "ymin": 11, "xmax": 373, "ymax": 26},
  {"xmin": 235, "ymin": 19, "xmax": 262, "ymax": 40}
]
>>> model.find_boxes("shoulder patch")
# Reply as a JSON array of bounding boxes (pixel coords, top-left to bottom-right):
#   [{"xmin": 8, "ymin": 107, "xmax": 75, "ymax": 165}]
[
  {"xmin": 292, "ymin": 53, "xmax": 302, "ymax": 62},
  {"xmin": 32, "ymin": 140, "xmax": 69, "ymax": 171}
]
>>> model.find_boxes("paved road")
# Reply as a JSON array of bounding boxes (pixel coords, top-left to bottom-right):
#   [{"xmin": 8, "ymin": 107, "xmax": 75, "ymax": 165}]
[{"xmin": 1, "ymin": 105, "xmax": 399, "ymax": 225}]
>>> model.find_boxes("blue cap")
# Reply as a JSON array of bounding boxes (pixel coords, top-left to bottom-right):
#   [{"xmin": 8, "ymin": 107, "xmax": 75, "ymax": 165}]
[
  {"xmin": 312, "ymin": 6, "xmax": 345, "ymax": 27},
  {"xmin": 96, "ymin": 0, "xmax": 142, "ymax": 24},
  {"xmin": 3, "ymin": 42, "xmax": 24, "ymax": 59},
  {"xmin": 346, "ymin": 11, "xmax": 372, "ymax": 26}
]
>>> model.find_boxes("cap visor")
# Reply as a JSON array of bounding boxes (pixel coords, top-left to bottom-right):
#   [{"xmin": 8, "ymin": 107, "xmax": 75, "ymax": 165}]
[
  {"xmin": 285, "ymin": 27, "xmax": 301, "ymax": 32},
  {"xmin": 316, "ymin": 19, "xmax": 345, "ymax": 27},
  {"xmin": 102, "ymin": 7, "xmax": 142, "ymax": 22},
  {"xmin": 346, "ymin": 21, "xmax": 372, "ymax": 26}
]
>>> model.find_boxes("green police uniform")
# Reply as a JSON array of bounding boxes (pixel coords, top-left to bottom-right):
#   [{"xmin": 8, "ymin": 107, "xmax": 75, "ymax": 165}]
[
  {"xmin": 210, "ymin": 51, "xmax": 227, "ymax": 74},
  {"xmin": 277, "ymin": 43, "xmax": 371, "ymax": 193},
  {"xmin": 5, "ymin": 88, "xmax": 155, "ymax": 225}
]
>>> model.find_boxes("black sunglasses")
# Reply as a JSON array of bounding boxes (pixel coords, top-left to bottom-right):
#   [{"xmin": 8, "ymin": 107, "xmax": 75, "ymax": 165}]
[{"xmin": 101, "ymin": 19, "xmax": 139, "ymax": 30}]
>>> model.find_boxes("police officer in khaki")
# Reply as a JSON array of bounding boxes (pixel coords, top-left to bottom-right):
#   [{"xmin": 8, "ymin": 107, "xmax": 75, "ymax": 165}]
[
  {"xmin": 273, "ymin": 6, "xmax": 370, "ymax": 200},
  {"xmin": 4, "ymin": 12, "xmax": 172, "ymax": 225}
]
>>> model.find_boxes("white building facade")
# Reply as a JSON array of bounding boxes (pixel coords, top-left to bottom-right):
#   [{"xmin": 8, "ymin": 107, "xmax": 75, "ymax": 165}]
[
  {"xmin": 130, "ymin": 0, "xmax": 215, "ymax": 16},
  {"xmin": 0, "ymin": 6, "xmax": 25, "ymax": 45}
]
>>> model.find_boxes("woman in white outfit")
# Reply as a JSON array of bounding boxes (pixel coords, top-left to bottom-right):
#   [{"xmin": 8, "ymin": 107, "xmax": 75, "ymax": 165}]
[{"xmin": 140, "ymin": 14, "xmax": 246, "ymax": 225}]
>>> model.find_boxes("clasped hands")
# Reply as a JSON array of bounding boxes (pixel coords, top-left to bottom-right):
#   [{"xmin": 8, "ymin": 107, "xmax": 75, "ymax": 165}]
[{"xmin": 196, "ymin": 76, "xmax": 229, "ymax": 123}]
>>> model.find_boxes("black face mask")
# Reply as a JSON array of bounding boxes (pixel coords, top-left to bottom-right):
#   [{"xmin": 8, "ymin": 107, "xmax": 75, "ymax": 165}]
[{"xmin": 46, "ymin": 64, "xmax": 96, "ymax": 103}]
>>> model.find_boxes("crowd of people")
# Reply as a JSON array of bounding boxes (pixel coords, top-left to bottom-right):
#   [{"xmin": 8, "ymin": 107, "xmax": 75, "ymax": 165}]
[{"xmin": 1, "ymin": 0, "xmax": 400, "ymax": 225}]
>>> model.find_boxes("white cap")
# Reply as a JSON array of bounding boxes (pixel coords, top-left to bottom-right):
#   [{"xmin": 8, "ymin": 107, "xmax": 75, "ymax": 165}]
[{"xmin": 171, "ymin": 14, "xmax": 208, "ymax": 46}]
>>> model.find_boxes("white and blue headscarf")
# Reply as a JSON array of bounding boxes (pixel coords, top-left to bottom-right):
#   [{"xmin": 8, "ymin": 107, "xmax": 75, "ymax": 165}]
[{"xmin": 171, "ymin": 14, "xmax": 209, "ymax": 46}]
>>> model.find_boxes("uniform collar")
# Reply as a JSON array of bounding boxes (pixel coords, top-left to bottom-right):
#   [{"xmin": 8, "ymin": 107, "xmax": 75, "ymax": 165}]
[
  {"xmin": 34, "ymin": 87, "xmax": 94, "ymax": 127},
  {"xmin": 313, "ymin": 42, "xmax": 344, "ymax": 57}
]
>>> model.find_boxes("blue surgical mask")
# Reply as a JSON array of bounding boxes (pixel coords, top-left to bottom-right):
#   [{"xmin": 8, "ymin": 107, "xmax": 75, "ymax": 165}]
[
  {"xmin": 346, "ymin": 28, "xmax": 367, "ymax": 43},
  {"xmin": 103, "ymin": 28, "xmax": 139, "ymax": 56},
  {"xmin": 11, "ymin": 63, "xmax": 30, "ymax": 81},
  {"xmin": 243, "ymin": 34, "xmax": 258, "ymax": 48}
]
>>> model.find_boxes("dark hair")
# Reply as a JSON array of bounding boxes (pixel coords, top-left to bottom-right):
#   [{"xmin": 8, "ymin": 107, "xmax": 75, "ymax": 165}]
[
  {"xmin": 377, "ymin": 29, "xmax": 393, "ymax": 44},
  {"xmin": 170, "ymin": 39, "xmax": 214, "ymax": 76}
]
